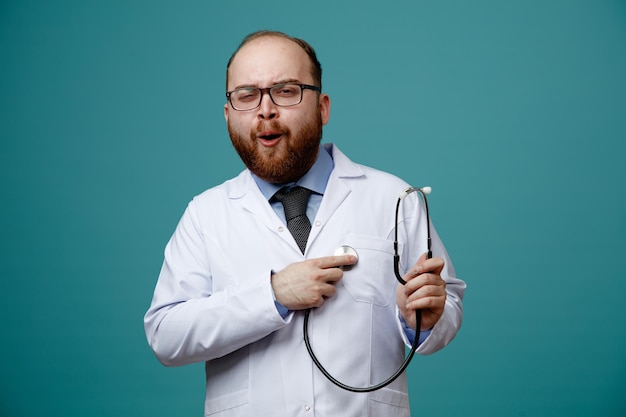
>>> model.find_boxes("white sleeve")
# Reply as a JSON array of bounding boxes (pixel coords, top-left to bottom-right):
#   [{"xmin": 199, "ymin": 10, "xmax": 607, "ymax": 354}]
[{"xmin": 143, "ymin": 200, "xmax": 291, "ymax": 367}]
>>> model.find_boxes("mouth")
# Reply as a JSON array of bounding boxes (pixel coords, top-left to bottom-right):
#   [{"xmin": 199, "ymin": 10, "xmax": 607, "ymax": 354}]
[{"xmin": 257, "ymin": 130, "xmax": 283, "ymax": 147}]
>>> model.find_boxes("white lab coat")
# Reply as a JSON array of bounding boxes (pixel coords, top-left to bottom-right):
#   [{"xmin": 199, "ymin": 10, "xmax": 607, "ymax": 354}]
[{"xmin": 144, "ymin": 144, "xmax": 465, "ymax": 417}]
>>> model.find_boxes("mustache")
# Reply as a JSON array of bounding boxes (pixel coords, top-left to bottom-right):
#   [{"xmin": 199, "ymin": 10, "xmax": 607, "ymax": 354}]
[{"xmin": 255, "ymin": 120, "xmax": 287, "ymax": 134}]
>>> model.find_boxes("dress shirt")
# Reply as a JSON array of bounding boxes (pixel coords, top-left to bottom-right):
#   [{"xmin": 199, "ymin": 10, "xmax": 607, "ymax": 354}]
[{"xmin": 252, "ymin": 144, "xmax": 333, "ymax": 222}]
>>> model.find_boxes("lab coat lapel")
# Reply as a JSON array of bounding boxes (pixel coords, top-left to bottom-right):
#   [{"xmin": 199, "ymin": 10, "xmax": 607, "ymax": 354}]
[
  {"xmin": 312, "ymin": 177, "xmax": 350, "ymax": 233},
  {"xmin": 308, "ymin": 145, "xmax": 365, "ymax": 248},
  {"xmin": 231, "ymin": 170, "xmax": 298, "ymax": 250},
  {"xmin": 227, "ymin": 146, "xmax": 366, "ymax": 255}
]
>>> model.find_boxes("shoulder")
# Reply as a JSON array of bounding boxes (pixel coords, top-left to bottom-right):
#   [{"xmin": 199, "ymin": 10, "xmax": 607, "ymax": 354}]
[
  {"xmin": 190, "ymin": 169, "xmax": 254, "ymax": 208},
  {"xmin": 328, "ymin": 143, "xmax": 410, "ymax": 196}
]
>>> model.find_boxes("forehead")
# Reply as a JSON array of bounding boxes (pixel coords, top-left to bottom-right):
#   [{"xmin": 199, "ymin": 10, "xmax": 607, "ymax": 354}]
[{"xmin": 227, "ymin": 36, "xmax": 313, "ymax": 89}]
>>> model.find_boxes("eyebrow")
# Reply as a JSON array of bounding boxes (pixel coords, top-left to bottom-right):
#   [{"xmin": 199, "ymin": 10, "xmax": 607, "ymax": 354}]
[{"xmin": 233, "ymin": 78, "xmax": 301, "ymax": 90}]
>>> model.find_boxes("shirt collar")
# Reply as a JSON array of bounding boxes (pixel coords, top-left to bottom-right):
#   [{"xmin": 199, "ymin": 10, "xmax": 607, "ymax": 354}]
[{"xmin": 252, "ymin": 144, "xmax": 334, "ymax": 200}]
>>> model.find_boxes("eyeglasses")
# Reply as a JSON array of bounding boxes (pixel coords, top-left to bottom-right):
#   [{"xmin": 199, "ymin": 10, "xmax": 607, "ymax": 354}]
[{"xmin": 226, "ymin": 83, "xmax": 321, "ymax": 111}]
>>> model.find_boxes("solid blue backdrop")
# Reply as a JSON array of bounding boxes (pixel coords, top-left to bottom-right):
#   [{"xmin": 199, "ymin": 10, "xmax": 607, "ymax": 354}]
[{"xmin": 1, "ymin": 1, "xmax": 625, "ymax": 415}]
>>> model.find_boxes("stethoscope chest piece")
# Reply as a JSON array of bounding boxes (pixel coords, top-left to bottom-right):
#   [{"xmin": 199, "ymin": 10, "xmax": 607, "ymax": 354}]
[{"xmin": 333, "ymin": 245, "xmax": 358, "ymax": 270}]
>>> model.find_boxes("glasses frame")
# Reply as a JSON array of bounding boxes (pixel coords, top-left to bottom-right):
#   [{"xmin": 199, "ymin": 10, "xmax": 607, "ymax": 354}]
[{"xmin": 226, "ymin": 83, "xmax": 321, "ymax": 111}]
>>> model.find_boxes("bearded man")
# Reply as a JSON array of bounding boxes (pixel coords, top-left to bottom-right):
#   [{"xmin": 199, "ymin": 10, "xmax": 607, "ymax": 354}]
[{"xmin": 145, "ymin": 30, "xmax": 466, "ymax": 417}]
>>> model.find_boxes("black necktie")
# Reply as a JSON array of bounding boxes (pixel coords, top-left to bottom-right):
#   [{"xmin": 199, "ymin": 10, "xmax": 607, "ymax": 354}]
[{"xmin": 272, "ymin": 186, "xmax": 312, "ymax": 254}]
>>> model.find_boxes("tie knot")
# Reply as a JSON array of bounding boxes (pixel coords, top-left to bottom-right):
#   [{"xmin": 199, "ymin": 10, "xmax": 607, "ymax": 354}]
[{"xmin": 272, "ymin": 186, "xmax": 311, "ymax": 221}]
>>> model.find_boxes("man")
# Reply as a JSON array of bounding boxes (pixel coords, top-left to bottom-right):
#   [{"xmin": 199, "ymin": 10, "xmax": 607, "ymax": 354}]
[{"xmin": 144, "ymin": 30, "xmax": 465, "ymax": 416}]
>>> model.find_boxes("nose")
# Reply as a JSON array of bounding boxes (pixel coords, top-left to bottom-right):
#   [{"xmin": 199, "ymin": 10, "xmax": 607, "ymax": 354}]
[{"xmin": 257, "ymin": 92, "xmax": 278, "ymax": 120}]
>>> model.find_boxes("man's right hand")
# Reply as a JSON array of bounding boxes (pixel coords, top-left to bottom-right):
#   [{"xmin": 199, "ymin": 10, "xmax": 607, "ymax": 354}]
[{"xmin": 271, "ymin": 255, "xmax": 357, "ymax": 310}]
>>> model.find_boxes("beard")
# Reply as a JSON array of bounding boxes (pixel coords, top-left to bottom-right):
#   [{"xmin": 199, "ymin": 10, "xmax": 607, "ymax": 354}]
[{"xmin": 228, "ymin": 112, "xmax": 323, "ymax": 184}]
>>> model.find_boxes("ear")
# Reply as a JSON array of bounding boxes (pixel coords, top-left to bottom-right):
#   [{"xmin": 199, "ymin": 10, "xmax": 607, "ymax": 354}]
[
  {"xmin": 224, "ymin": 102, "xmax": 229, "ymax": 123},
  {"xmin": 319, "ymin": 93, "xmax": 331, "ymax": 126}
]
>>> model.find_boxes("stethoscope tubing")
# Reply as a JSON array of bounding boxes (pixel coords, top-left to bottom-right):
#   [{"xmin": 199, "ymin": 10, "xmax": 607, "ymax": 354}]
[
  {"xmin": 303, "ymin": 187, "xmax": 432, "ymax": 392},
  {"xmin": 303, "ymin": 308, "xmax": 421, "ymax": 392}
]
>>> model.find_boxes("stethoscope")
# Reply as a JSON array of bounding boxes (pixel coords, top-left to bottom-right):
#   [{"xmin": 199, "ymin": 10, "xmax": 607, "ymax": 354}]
[{"xmin": 304, "ymin": 186, "xmax": 432, "ymax": 392}]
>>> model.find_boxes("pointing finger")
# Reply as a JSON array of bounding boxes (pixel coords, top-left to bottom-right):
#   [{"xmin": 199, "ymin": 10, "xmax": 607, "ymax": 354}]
[{"xmin": 314, "ymin": 255, "xmax": 357, "ymax": 269}]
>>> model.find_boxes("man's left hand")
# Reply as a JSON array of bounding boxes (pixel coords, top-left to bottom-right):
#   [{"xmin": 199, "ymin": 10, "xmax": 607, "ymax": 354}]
[{"xmin": 395, "ymin": 253, "xmax": 447, "ymax": 331}]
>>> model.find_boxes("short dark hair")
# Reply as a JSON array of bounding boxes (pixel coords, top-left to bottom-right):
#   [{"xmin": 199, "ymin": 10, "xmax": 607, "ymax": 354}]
[{"xmin": 226, "ymin": 30, "xmax": 323, "ymax": 90}]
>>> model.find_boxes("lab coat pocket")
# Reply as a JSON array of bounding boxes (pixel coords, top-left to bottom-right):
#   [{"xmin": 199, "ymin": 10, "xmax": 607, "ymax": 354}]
[
  {"xmin": 204, "ymin": 389, "xmax": 248, "ymax": 416},
  {"xmin": 368, "ymin": 387, "xmax": 410, "ymax": 417},
  {"xmin": 340, "ymin": 234, "xmax": 398, "ymax": 306}
]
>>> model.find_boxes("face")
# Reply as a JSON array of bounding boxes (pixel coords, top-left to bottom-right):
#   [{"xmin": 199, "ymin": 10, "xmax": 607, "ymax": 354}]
[{"xmin": 224, "ymin": 36, "xmax": 330, "ymax": 184}]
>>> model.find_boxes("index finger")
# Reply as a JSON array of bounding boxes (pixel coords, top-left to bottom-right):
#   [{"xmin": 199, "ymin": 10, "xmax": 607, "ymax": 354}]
[
  {"xmin": 418, "ymin": 256, "xmax": 445, "ymax": 274},
  {"xmin": 312, "ymin": 255, "xmax": 358, "ymax": 269}
]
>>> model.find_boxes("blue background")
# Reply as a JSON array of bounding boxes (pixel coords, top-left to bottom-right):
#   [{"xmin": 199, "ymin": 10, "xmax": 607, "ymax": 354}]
[{"xmin": 1, "ymin": 1, "xmax": 625, "ymax": 415}]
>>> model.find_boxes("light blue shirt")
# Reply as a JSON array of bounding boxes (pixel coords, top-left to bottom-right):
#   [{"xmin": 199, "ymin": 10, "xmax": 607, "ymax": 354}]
[
  {"xmin": 252, "ymin": 144, "xmax": 333, "ymax": 222},
  {"xmin": 252, "ymin": 145, "xmax": 428, "ymax": 345}
]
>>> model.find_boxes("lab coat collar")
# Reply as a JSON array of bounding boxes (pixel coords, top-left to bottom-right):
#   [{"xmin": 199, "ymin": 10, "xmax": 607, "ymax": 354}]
[
  {"xmin": 225, "ymin": 143, "xmax": 365, "ymax": 200},
  {"xmin": 252, "ymin": 144, "xmax": 335, "ymax": 200},
  {"xmin": 223, "ymin": 143, "xmax": 366, "ymax": 255},
  {"xmin": 322, "ymin": 143, "xmax": 364, "ymax": 179}
]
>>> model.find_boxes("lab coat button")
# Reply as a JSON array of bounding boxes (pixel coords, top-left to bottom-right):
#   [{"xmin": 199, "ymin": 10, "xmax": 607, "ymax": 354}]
[
  {"xmin": 314, "ymin": 221, "xmax": 321, "ymax": 227},
  {"xmin": 278, "ymin": 226, "xmax": 285, "ymax": 232},
  {"xmin": 304, "ymin": 404, "xmax": 311, "ymax": 412}
]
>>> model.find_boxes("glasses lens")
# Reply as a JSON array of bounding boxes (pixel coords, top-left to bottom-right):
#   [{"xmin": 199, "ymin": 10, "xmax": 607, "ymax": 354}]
[
  {"xmin": 269, "ymin": 84, "xmax": 302, "ymax": 106},
  {"xmin": 231, "ymin": 88, "xmax": 262, "ymax": 111},
  {"xmin": 229, "ymin": 84, "xmax": 304, "ymax": 110}
]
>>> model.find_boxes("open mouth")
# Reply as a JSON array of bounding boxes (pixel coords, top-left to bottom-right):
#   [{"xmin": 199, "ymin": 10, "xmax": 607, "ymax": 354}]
[
  {"xmin": 259, "ymin": 133, "xmax": 281, "ymax": 140},
  {"xmin": 257, "ymin": 130, "xmax": 283, "ymax": 146}
]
